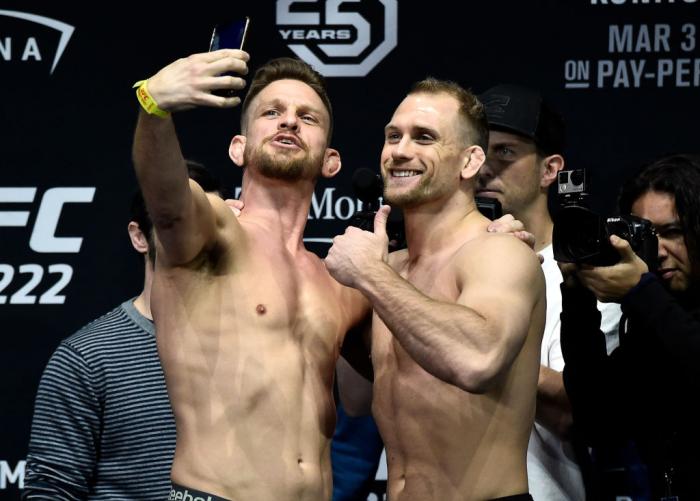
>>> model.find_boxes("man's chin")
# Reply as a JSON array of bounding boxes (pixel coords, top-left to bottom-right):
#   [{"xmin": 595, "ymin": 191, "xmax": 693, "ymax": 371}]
[
  {"xmin": 259, "ymin": 164, "xmax": 307, "ymax": 181},
  {"xmin": 250, "ymin": 149, "xmax": 322, "ymax": 181},
  {"xmin": 384, "ymin": 189, "xmax": 427, "ymax": 209}
]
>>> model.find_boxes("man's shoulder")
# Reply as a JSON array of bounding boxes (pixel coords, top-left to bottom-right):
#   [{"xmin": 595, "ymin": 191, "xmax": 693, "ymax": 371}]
[
  {"xmin": 458, "ymin": 231, "xmax": 540, "ymax": 266},
  {"xmin": 453, "ymin": 232, "xmax": 545, "ymax": 294},
  {"xmin": 63, "ymin": 301, "xmax": 151, "ymax": 352},
  {"xmin": 388, "ymin": 248, "xmax": 409, "ymax": 270}
]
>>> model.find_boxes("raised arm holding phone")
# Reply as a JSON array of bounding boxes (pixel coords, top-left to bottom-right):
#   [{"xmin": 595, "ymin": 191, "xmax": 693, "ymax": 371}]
[{"xmin": 132, "ymin": 35, "xmax": 370, "ymax": 500}]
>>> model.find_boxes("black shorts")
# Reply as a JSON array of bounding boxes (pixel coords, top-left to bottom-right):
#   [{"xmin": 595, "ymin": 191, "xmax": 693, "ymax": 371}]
[
  {"xmin": 168, "ymin": 482, "xmax": 232, "ymax": 501},
  {"xmin": 489, "ymin": 494, "xmax": 533, "ymax": 501}
]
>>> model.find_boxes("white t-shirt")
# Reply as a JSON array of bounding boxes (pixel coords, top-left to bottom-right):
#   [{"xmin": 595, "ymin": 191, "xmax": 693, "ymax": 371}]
[{"xmin": 528, "ymin": 245, "xmax": 621, "ymax": 500}]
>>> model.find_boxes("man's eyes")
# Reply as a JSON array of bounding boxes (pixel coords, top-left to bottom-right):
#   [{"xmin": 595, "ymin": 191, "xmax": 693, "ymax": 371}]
[{"xmin": 384, "ymin": 133, "xmax": 434, "ymax": 142}]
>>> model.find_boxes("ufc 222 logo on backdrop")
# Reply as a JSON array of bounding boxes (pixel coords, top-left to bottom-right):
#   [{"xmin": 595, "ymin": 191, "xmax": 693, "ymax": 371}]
[
  {"xmin": 276, "ymin": 0, "xmax": 398, "ymax": 77},
  {"xmin": 0, "ymin": 187, "xmax": 95, "ymax": 305},
  {"xmin": 0, "ymin": 10, "xmax": 74, "ymax": 74}
]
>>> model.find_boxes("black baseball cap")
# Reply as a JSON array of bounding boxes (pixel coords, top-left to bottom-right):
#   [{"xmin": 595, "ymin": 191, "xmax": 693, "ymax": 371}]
[{"xmin": 479, "ymin": 84, "xmax": 566, "ymax": 155}]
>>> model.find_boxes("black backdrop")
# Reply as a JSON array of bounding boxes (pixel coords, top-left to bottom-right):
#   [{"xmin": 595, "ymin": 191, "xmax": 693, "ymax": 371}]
[{"xmin": 2, "ymin": 1, "xmax": 699, "ymax": 497}]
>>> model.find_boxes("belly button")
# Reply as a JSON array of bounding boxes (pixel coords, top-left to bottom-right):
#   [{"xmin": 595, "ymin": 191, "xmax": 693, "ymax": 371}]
[
  {"xmin": 256, "ymin": 304, "xmax": 267, "ymax": 315},
  {"xmin": 297, "ymin": 458, "xmax": 303, "ymax": 465}
]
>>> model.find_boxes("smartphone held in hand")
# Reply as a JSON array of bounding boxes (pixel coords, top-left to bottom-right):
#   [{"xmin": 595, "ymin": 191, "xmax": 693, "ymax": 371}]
[
  {"xmin": 209, "ymin": 17, "xmax": 250, "ymax": 52},
  {"xmin": 209, "ymin": 17, "xmax": 250, "ymax": 97}
]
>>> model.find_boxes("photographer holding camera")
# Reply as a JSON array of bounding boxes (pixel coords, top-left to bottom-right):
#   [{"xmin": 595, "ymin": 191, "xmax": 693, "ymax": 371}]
[
  {"xmin": 477, "ymin": 84, "xmax": 621, "ymax": 501},
  {"xmin": 560, "ymin": 154, "xmax": 700, "ymax": 500}
]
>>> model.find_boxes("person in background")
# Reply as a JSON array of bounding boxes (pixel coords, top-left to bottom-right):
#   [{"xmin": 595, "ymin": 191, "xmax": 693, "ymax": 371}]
[
  {"xmin": 560, "ymin": 154, "xmax": 700, "ymax": 500},
  {"xmin": 23, "ymin": 161, "xmax": 221, "ymax": 500},
  {"xmin": 477, "ymin": 84, "xmax": 621, "ymax": 499}
]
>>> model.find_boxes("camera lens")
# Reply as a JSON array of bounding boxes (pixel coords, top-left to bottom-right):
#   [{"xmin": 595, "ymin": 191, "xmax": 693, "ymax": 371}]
[
  {"xmin": 570, "ymin": 170, "xmax": 585, "ymax": 186},
  {"xmin": 553, "ymin": 206, "xmax": 604, "ymax": 262}
]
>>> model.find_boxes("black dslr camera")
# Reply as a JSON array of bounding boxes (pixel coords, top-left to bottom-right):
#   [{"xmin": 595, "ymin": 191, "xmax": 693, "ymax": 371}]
[{"xmin": 552, "ymin": 169, "xmax": 658, "ymax": 269}]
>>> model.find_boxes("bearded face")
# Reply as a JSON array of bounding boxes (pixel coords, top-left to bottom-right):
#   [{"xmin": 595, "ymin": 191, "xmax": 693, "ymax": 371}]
[
  {"xmin": 238, "ymin": 79, "xmax": 333, "ymax": 182},
  {"xmin": 244, "ymin": 135, "xmax": 325, "ymax": 181}
]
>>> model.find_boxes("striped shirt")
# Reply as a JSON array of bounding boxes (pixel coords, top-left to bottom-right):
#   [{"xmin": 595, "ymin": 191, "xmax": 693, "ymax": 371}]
[{"xmin": 22, "ymin": 300, "xmax": 176, "ymax": 500}]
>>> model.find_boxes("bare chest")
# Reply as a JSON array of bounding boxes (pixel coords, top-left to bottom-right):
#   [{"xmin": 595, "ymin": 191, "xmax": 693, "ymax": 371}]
[
  {"xmin": 398, "ymin": 253, "xmax": 461, "ymax": 302},
  {"xmin": 154, "ymin": 244, "xmax": 347, "ymax": 353}
]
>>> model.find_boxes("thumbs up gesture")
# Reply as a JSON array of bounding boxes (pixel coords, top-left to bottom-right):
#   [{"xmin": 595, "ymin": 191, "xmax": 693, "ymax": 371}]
[{"xmin": 325, "ymin": 205, "xmax": 392, "ymax": 288}]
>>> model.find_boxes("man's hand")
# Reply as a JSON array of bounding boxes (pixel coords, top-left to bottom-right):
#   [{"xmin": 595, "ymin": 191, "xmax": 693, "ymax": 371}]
[
  {"xmin": 224, "ymin": 198, "xmax": 244, "ymax": 217},
  {"xmin": 487, "ymin": 214, "xmax": 535, "ymax": 248},
  {"xmin": 557, "ymin": 262, "xmax": 581, "ymax": 289},
  {"xmin": 575, "ymin": 235, "xmax": 649, "ymax": 302},
  {"xmin": 146, "ymin": 49, "xmax": 249, "ymax": 112},
  {"xmin": 325, "ymin": 205, "xmax": 391, "ymax": 288},
  {"xmin": 487, "ymin": 214, "xmax": 542, "ymax": 262}
]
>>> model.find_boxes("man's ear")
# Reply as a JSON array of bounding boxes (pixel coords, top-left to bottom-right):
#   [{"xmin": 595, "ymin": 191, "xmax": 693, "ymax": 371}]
[
  {"xmin": 229, "ymin": 135, "xmax": 247, "ymax": 167},
  {"xmin": 461, "ymin": 145, "xmax": 486, "ymax": 180},
  {"xmin": 321, "ymin": 148, "xmax": 342, "ymax": 179},
  {"xmin": 127, "ymin": 222, "xmax": 149, "ymax": 255},
  {"xmin": 540, "ymin": 154, "xmax": 565, "ymax": 188}
]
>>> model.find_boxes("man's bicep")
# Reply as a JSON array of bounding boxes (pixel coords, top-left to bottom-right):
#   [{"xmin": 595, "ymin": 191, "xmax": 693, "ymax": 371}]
[
  {"xmin": 457, "ymin": 242, "xmax": 543, "ymax": 350},
  {"xmin": 461, "ymin": 286, "xmax": 535, "ymax": 356}
]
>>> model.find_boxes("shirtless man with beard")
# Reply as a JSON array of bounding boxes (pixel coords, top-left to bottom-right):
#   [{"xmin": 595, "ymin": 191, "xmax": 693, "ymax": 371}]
[
  {"xmin": 132, "ymin": 51, "xmax": 367, "ymax": 501},
  {"xmin": 326, "ymin": 79, "xmax": 545, "ymax": 501}
]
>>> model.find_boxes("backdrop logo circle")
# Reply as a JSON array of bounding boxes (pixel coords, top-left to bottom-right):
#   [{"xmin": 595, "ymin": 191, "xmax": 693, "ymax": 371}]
[
  {"xmin": 276, "ymin": 0, "xmax": 398, "ymax": 77},
  {"xmin": 0, "ymin": 10, "xmax": 74, "ymax": 74}
]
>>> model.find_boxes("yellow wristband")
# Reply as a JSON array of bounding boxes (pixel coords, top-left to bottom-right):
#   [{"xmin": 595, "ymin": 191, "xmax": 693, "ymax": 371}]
[{"xmin": 133, "ymin": 79, "xmax": 170, "ymax": 118}]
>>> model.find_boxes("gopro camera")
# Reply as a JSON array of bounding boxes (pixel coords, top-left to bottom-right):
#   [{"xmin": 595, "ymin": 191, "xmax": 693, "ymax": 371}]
[{"xmin": 553, "ymin": 169, "xmax": 657, "ymax": 268}]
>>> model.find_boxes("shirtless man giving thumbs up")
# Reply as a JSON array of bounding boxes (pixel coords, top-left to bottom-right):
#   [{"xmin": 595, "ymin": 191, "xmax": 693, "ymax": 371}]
[{"xmin": 326, "ymin": 78, "xmax": 545, "ymax": 501}]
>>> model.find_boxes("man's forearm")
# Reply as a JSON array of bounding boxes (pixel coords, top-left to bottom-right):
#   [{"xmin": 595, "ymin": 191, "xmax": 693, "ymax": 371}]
[
  {"xmin": 357, "ymin": 262, "xmax": 501, "ymax": 393},
  {"xmin": 535, "ymin": 365, "xmax": 573, "ymax": 438},
  {"xmin": 132, "ymin": 110, "xmax": 191, "ymax": 227}
]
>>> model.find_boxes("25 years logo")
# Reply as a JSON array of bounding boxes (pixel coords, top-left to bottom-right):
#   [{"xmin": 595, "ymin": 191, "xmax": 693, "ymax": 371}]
[{"xmin": 276, "ymin": 0, "xmax": 398, "ymax": 77}]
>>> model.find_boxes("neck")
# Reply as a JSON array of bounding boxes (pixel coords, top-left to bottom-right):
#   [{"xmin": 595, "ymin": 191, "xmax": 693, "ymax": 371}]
[
  {"xmin": 238, "ymin": 169, "xmax": 316, "ymax": 251},
  {"xmin": 516, "ymin": 196, "xmax": 554, "ymax": 252},
  {"xmin": 402, "ymin": 191, "xmax": 485, "ymax": 259},
  {"xmin": 132, "ymin": 258, "xmax": 153, "ymax": 320}
]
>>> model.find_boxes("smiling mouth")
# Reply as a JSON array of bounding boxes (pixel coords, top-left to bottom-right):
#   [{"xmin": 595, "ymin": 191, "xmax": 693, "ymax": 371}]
[{"xmin": 390, "ymin": 169, "xmax": 421, "ymax": 178}]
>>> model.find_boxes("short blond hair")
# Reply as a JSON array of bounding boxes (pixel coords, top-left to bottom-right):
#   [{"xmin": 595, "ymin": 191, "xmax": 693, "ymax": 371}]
[{"xmin": 410, "ymin": 78, "xmax": 488, "ymax": 151}]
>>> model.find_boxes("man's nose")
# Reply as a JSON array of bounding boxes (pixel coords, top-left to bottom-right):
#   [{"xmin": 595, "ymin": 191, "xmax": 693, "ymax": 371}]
[
  {"xmin": 279, "ymin": 111, "xmax": 299, "ymax": 131},
  {"xmin": 479, "ymin": 160, "xmax": 494, "ymax": 180},
  {"xmin": 392, "ymin": 136, "xmax": 412, "ymax": 161}
]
